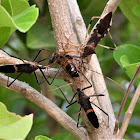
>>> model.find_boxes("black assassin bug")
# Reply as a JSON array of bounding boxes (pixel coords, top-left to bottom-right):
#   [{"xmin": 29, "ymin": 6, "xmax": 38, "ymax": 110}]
[
  {"xmin": 61, "ymin": 12, "xmax": 116, "ymax": 58},
  {"xmin": 0, "ymin": 49, "xmax": 58, "ymax": 87},
  {"xmin": 56, "ymin": 83, "xmax": 109, "ymax": 128},
  {"xmin": 82, "ymin": 12, "xmax": 117, "ymax": 58}
]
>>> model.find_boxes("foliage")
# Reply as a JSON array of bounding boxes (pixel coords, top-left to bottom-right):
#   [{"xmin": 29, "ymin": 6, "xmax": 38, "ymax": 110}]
[
  {"xmin": 114, "ymin": 44, "xmax": 140, "ymax": 86},
  {"xmin": 0, "ymin": 0, "xmax": 38, "ymax": 47},
  {"xmin": 35, "ymin": 135, "xmax": 51, "ymax": 140},
  {"xmin": 119, "ymin": 0, "xmax": 140, "ymax": 31},
  {"xmin": 0, "ymin": 0, "xmax": 140, "ymax": 140},
  {"xmin": 0, "ymin": 102, "xmax": 33, "ymax": 140}
]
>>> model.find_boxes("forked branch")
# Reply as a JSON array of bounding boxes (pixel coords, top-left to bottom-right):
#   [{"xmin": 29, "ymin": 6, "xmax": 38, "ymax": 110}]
[{"xmin": 0, "ymin": 73, "xmax": 90, "ymax": 140}]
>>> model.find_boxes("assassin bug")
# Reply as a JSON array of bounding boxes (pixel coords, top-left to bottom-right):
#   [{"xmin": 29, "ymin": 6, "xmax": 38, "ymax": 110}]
[
  {"xmin": 62, "ymin": 12, "xmax": 117, "ymax": 58},
  {"xmin": 56, "ymin": 82, "xmax": 109, "ymax": 128},
  {"xmin": 82, "ymin": 12, "xmax": 117, "ymax": 58},
  {"xmin": 0, "ymin": 49, "xmax": 57, "ymax": 87}
]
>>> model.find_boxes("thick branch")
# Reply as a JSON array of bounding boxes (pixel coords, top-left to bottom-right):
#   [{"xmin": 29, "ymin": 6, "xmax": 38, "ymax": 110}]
[
  {"xmin": 0, "ymin": 73, "xmax": 90, "ymax": 140},
  {"xmin": 47, "ymin": 0, "xmax": 121, "ymax": 139},
  {"xmin": 89, "ymin": 0, "xmax": 121, "ymax": 134},
  {"xmin": 68, "ymin": 0, "xmax": 121, "ymax": 138}
]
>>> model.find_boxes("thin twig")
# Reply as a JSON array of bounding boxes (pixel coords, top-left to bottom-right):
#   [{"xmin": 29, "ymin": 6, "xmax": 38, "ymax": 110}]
[
  {"xmin": 0, "ymin": 73, "xmax": 90, "ymax": 140},
  {"xmin": 118, "ymin": 83, "xmax": 140, "ymax": 138},
  {"xmin": 113, "ymin": 66, "xmax": 140, "ymax": 135}
]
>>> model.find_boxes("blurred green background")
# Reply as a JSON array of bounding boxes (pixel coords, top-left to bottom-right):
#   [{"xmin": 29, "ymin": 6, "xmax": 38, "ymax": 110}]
[{"xmin": 0, "ymin": 0, "xmax": 140, "ymax": 139}]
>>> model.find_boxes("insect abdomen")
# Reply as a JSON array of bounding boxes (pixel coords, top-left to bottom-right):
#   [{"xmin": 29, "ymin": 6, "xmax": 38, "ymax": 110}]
[
  {"xmin": 65, "ymin": 63, "xmax": 79, "ymax": 77},
  {"xmin": 0, "ymin": 65, "xmax": 17, "ymax": 73},
  {"xmin": 86, "ymin": 109, "xmax": 99, "ymax": 128}
]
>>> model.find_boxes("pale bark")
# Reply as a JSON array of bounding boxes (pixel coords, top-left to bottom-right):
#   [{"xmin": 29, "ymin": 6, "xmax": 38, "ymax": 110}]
[
  {"xmin": 47, "ymin": 0, "xmax": 121, "ymax": 139},
  {"xmin": 1, "ymin": 0, "xmax": 137, "ymax": 139},
  {"xmin": 0, "ymin": 73, "xmax": 89, "ymax": 140}
]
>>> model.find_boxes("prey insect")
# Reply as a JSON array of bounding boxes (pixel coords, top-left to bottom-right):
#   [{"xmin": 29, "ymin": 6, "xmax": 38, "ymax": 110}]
[
  {"xmin": 0, "ymin": 49, "xmax": 57, "ymax": 87},
  {"xmin": 49, "ymin": 52, "xmax": 79, "ymax": 77},
  {"xmin": 56, "ymin": 83, "xmax": 109, "ymax": 128},
  {"xmin": 38, "ymin": 43, "xmax": 80, "ymax": 78}
]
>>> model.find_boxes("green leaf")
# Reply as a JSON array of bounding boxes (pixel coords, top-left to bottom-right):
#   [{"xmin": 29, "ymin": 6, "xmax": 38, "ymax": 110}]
[
  {"xmin": 132, "ymin": 5, "xmax": 140, "ymax": 18},
  {"xmin": 0, "ymin": 27, "xmax": 11, "ymax": 48},
  {"xmin": 0, "ymin": 102, "xmax": 33, "ymax": 140},
  {"xmin": 1, "ymin": 0, "xmax": 29, "ymax": 16},
  {"xmin": 1, "ymin": 0, "xmax": 13, "ymax": 16},
  {"xmin": 120, "ymin": 55, "xmax": 130, "ymax": 67},
  {"xmin": 114, "ymin": 44, "xmax": 140, "ymax": 67},
  {"xmin": 10, "ymin": 0, "xmax": 29, "ymax": 16},
  {"xmin": 13, "ymin": 5, "xmax": 39, "ymax": 32},
  {"xmin": 119, "ymin": 0, "xmax": 140, "ymax": 32},
  {"xmin": 114, "ymin": 44, "xmax": 140, "ymax": 84},
  {"xmin": 27, "ymin": 23, "xmax": 55, "ymax": 49},
  {"xmin": 0, "ymin": 6, "xmax": 15, "ymax": 28},
  {"xmin": 35, "ymin": 135, "xmax": 51, "ymax": 140},
  {"xmin": 0, "ymin": 5, "xmax": 16, "ymax": 47},
  {"xmin": 0, "ymin": 3, "xmax": 38, "ymax": 47},
  {"xmin": 120, "ymin": 55, "xmax": 140, "ymax": 80},
  {"xmin": 52, "ymin": 131, "xmax": 77, "ymax": 140}
]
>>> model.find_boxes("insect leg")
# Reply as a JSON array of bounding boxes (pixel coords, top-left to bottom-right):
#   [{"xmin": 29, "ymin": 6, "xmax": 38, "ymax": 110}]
[
  {"xmin": 55, "ymin": 85, "xmax": 78, "ymax": 108},
  {"xmin": 89, "ymin": 94, "xmax": 104, "ymax": 98},
  {"xmin": 37, "ymin": 57, "xmax": 50, "ymax": 63},
  {"xmin": 34, "ymin": 72, "xmax": 44, "ymax": 85},
  {"xmin": 91, "ymin": 102, "xmax": 109, "ymax": 125},
  {"xmin": 97, "ymin": 31, "xmax": 117, "ymax": 51},
  {"xmin": 77, "ymin": 107, "xmax": 82, "ymax": 128},
  {"xmin": 98, "ymin": 44, "xmax": 116, "ymax": 51},
  {"xmin": 55, "ymin": 85, "xmax": 71, "ymax": 104},
  {"xmin": 108, "ymin": 32, "xmax": 117, "ymax": 50},
  {"xmin": 66, "ymin": 100, "xmax": 77, "ymax": 108},
  {"xmin": 39, "ymin": 66, "xmax": 61, "ymax": 85},
  {"xmin": 86, "ymin": 16, "xmax": 100, "ymax": 39},
  {"xmin": 33, "ymin": 49, "xmax": 50, "ymax": 62},
  {"xmin": 7, "ymin": 73, "xmax": 22, "ymax": 87},
  {"xmin": 81, "ymin": 72, "xmax": 92, "ymax": 91}
]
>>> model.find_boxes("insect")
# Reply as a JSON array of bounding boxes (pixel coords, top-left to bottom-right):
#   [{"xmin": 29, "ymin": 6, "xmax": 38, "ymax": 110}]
[
  {"xmin": 49, "ymin": 53, "xmax": 79, "ymax": 77},
  {"xmin": 38, "ymin": 44, "xmax": 79, "ymax": 78},
  {"xmin": 0, "ymin": 49, "xmax": 56, "ymax": 87},
  {"xmin": 82, "ymin": 12, "xmax": 117, "ymax": 58},
  {"xmin": 56, "ymin": 83, "xmax": 108, "ymax": 128}
]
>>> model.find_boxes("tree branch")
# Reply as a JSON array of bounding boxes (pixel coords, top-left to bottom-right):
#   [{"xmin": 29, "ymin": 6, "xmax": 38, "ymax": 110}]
[
  {"xmin": 89, "ymin": 0, "xmax": 121, "ymax": 134},
  {"xmin": 118, "ymin": 83, "xmax": 140, "ymax": 139},
  {"xmin": 0, "ymin": 0, "xmax": 122, "ymax": 139},
  {"xmin": 0, "ymin": 50, "xmax": 68, "ymax": 80},
  {"xmin": 0, "ymin": 73, "xmax": 90, "ymax": 140},
  {"xmin": 47, "ymin": 0, "xmax": 121, "ymax": 139},
  {"xmin": 114, "ymin": 66, "xmax": 140, "ymax": 135},
  {"xmin": 67, "ymin": 0, "xmax": 122, "ymax": 138}
]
